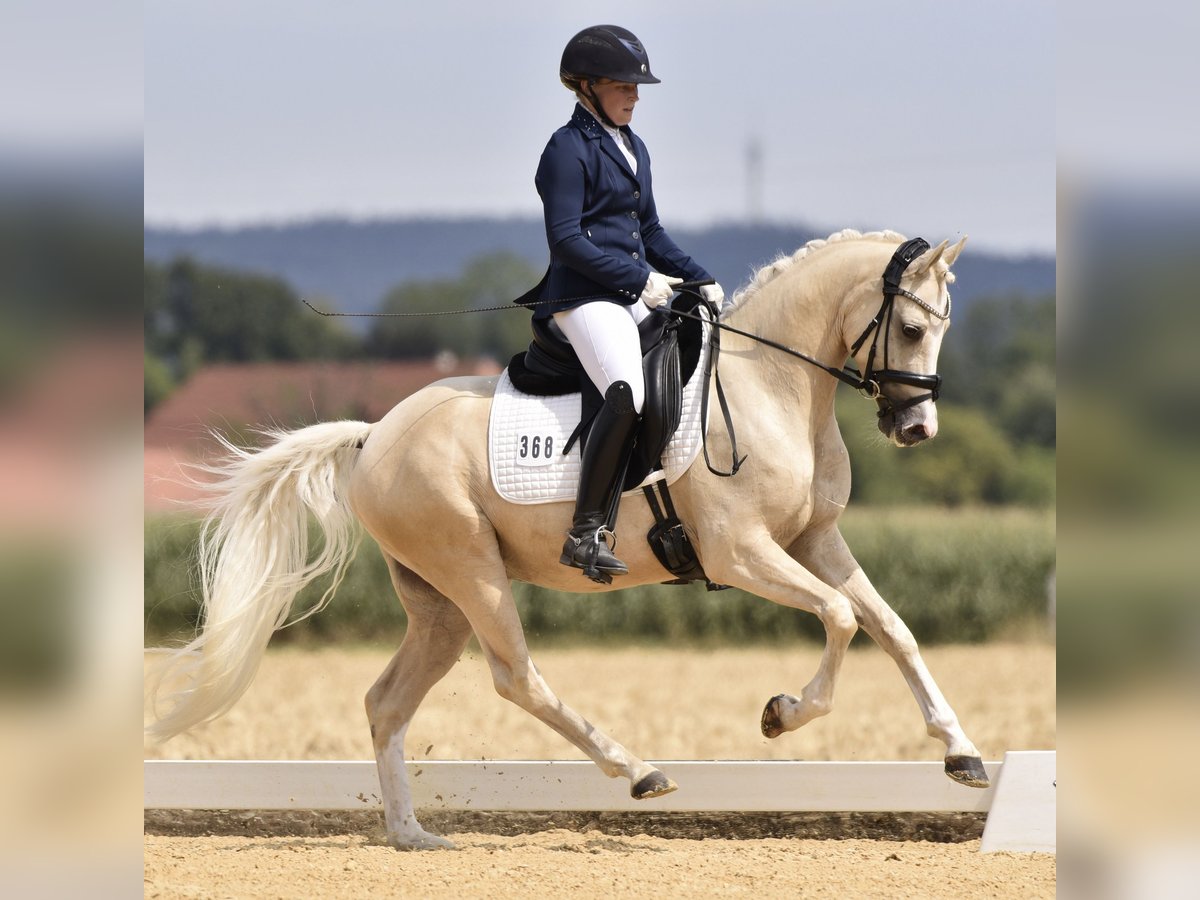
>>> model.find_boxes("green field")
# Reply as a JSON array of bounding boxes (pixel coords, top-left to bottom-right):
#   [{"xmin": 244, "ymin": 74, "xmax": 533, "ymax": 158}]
[{"xmin": 145, "ymin": 506, "xmax": 1054, "ymax": 648}]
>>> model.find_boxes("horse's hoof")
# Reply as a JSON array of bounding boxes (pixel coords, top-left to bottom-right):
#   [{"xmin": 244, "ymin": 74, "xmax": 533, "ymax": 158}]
[
  {"xmin": 945, "ymin": 755, "xmax": 990, "ymax": 788},
  {"xmin": 389, "ymin": 830, "xmax": 456, "ymax": 851},
  {"xmin": 631, "ymin": 770, "xmax": 678, "ymax": 800},
  {"xmin": 761, "ymin": 694, "xmax": 789, "ymax": 739}
]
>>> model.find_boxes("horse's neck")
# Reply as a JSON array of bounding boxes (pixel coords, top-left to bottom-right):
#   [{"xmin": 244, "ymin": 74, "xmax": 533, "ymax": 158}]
[{"xmin": 722, "ymin": 253, "xmax": 869, "ymax": 413}]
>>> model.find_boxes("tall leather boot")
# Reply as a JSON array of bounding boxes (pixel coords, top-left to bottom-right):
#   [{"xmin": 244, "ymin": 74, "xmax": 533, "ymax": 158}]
[{"xmin": 560, "ymin": 381, "xmax": 640, "ymax": 583}]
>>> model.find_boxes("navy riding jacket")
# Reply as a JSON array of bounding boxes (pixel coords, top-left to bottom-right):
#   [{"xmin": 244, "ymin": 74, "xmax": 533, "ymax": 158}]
[{"xmin": 520, "ymin": 104, "xmax": 711, "ymax": 319}]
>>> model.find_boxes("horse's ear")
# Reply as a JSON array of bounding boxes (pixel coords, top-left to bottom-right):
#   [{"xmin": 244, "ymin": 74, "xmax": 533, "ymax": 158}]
[
  {"xmin": 941, "ymin": 236, "xmax": 968, "ymax": 268},
  {"xmin": 911, "ymin": 239, "xmax": 950, "ymax": 275}
]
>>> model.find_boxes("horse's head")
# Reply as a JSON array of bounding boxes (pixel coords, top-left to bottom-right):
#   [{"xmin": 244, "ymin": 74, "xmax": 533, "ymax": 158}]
[{"xmin": 845, "ymin": 236, "xmax": 966, "ymax": 447}]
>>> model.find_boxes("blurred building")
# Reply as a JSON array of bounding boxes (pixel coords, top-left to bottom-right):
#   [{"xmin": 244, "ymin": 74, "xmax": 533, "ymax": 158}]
[{"xmin": 144, "ymin": 356, "xmax": 501, "ymax": 512}]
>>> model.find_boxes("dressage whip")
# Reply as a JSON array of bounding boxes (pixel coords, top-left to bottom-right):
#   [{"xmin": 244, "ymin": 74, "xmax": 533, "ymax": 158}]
[{"xmin": 299, "ymin": 281, "xmax": 716, "ymax": 318}]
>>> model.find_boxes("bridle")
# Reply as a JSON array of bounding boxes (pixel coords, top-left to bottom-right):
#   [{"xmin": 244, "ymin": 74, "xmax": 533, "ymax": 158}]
[
  {"xmin": 672, "ymin": 236, "xmax": 951, "ymax": 476},
  {"xmin": 846, "ymin": 237, "xmax": 950, "ymax": 418}
]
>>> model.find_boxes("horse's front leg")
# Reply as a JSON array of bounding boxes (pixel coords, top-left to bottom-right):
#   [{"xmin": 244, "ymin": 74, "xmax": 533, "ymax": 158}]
[
  {"xmin": 710, "ymin": 536, "xmax": 860, "ymax": 735},
  {"xmin": 789, "ymin": 526, "xmax": 989, "ymax": 787}
]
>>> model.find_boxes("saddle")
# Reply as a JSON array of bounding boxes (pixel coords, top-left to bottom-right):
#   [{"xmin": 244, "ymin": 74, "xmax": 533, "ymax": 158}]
[
  {"xmin": 508, "ymin": 297, "xmax": 705, "ymax": 488},
  {"xmin": 505, "ymin": 296, "xmax": 722, "ymax": 589}
]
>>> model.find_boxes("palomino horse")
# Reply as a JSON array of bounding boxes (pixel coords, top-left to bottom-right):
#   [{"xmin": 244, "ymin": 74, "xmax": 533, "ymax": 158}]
[{"xmin": 147, "ymin": 229, "xmax": 985, "ymax": 850}]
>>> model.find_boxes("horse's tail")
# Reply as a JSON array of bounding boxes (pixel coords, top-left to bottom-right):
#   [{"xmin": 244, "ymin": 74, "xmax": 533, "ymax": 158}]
[{"xmin": 145, "ymin": 420, "xmax": 373, "ymax": 743}]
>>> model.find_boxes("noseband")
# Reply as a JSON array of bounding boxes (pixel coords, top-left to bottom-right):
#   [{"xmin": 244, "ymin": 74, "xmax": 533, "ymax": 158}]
[{"xmin": 846, "ymin": 237, "xmax": 951, "ymax": 418}]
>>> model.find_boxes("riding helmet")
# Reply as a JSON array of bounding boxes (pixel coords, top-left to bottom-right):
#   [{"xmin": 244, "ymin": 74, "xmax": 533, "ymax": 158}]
[{"xmin": 560, "ymin": 25, "xmax": 660, "ymax": 84}]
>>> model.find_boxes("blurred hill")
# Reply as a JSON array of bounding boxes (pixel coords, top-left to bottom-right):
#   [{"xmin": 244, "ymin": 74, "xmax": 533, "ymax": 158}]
[{"xmin": 144, "ymin": 217, "xmax": 1055, "ymax": 318}]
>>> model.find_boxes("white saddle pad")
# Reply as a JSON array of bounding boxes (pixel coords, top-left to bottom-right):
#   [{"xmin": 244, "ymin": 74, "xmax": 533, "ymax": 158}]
[{"xmin": 489, "ymin": 311, "xmax": 712, "ymax": 505}]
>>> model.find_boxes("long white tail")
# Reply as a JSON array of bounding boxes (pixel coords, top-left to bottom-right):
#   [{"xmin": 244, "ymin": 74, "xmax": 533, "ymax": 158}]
[{"xmin": 146, "ymin": 420, "xmax": 373, "ymax": 742}]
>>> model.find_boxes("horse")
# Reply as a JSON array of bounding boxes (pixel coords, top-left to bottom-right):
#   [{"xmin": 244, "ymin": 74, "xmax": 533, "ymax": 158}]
[{"xmin": 146, "ymin": 228, "xmax": 985, "ymax": 851}]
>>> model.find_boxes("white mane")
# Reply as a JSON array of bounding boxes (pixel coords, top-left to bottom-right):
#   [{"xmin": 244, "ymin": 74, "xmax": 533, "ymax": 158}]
[{"xmin": 728, "ymin": 228, "xmax": 910, "ymax": 309}]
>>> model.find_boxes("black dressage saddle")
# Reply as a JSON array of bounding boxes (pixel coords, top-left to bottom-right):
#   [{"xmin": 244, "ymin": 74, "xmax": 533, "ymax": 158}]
[{"xmin": 506, "ymin": 295, "xmax": 706, "ymax": 491}]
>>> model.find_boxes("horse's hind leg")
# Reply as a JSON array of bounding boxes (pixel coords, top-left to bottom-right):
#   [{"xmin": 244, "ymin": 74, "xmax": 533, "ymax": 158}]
[
  {"xmin": 790, "ymin": 527, "xmax": 989, "ymax": 787},
  {"xmin": 434, "ymin": 533, "xmax": 675, "ymax": 800},
  {"xmin": 366, "ymin": 558, "xmax": 474, "ymax": 850}
]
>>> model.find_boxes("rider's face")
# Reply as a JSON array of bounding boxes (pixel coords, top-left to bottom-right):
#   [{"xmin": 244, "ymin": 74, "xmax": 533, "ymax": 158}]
[{"xmin": 587, "ymin": 79, "xmax": 639, "ymax": 127}]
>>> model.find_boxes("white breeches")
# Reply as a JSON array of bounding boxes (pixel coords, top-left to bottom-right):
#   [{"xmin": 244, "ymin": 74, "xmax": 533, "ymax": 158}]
[{"xmin": 553, "ymin": 300, "xmax": 650, "ymax": 414}]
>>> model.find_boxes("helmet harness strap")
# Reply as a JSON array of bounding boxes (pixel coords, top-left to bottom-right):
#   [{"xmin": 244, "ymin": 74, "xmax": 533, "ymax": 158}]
[{"xmin": 582, "ymin": 80, "xmax": 619, "ymax": 129}]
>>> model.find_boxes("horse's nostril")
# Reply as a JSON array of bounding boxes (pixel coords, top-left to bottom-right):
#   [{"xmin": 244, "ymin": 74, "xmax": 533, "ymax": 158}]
[{"xmin": 902, "ymin": 423, "xmax": 930, "ymax": 442}]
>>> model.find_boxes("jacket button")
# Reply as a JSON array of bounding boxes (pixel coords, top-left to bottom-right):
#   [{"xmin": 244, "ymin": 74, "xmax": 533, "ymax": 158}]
[
  {"xmin": 630, "ymin": 211, "xmax": 638, "ymax": 219},
  {"xmin": 632, "ymin": 231, "xmax": 639, "ymax": 239},
  {"xmin": 634, "ymin": 190, "xmax": 641, "ymax": 199},
  {"xmin": 632, "ymin": 252, "xmax": 639, "ymax": 260}
]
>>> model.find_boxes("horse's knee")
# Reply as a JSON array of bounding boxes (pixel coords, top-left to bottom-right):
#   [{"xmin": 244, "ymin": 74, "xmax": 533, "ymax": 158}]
[
  {"xmin": 364, "ymin": 682, "xmax": 383, "ymax": 720},
  {"xmin": 861, "ymin": 607, "xmax": 919, "ymax": 659},
  {"xmin": 490, "ymin": 663, "xmax": 531, "ymax": 705},
  {"xmin": 883, "ymin": 620, "xmax": 919, "ymax": 658},
  {"xmin": 823, "ymin": 597, "xmax": 858, "ymax": 642},
  {"xmin": 491, "ymin": 662, "xmax": 552, "ymax": 714},
  {"xmin": 365, "ymin": 680, "xmax": 401, "ymax": 739}
]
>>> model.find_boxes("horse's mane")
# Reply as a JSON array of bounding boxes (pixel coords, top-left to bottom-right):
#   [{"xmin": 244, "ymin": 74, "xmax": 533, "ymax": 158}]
[{"xmin": 729, "ymin": 228, "xmax": 931, "ymax": 309}]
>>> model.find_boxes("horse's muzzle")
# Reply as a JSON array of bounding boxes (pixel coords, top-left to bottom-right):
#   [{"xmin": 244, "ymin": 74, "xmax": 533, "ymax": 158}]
[{"xmin": 877, "ymin": 407, "xmax": 937, "ymax": 447}]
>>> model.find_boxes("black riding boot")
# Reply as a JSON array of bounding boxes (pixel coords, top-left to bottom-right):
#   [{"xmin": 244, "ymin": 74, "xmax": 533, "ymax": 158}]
[{"xmin": 560, "ymin": 381, "xmax": 640, "ymax": 583}]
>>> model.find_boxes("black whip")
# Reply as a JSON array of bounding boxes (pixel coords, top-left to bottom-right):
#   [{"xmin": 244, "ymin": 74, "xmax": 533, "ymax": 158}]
[{"xmin": 300, "ymin": 280, "xmax": 716, "ymax": 318}]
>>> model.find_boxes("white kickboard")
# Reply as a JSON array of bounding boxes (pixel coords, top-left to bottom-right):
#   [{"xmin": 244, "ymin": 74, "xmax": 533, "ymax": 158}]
[
  {"xmin": 144, "ymin": 759, "xmax": 1000, "ymax": 813},
  {"xmin": 979, "ymin": 750, "xmax": 1056, "ymax": 853}
]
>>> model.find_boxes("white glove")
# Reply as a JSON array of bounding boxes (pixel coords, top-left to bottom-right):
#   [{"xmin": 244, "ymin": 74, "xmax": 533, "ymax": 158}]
[
  {"xmin": 640, "ymin": 272, "xmax": 683, "ymax": 309},
  {"xmin": 699, "ymin": 283, "xmax": 726, "ymax": 310}
]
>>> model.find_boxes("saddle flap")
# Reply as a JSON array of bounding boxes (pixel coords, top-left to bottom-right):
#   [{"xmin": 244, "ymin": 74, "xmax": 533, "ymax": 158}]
[{"xmin": 626, "ymin": 325, "xmax": 682, "ymax": 488}]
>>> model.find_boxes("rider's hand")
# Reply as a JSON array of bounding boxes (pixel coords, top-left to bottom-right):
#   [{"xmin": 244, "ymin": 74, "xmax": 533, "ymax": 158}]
[
  {"xmin": 699, "ymin": 283, "xmax": 726, "ymax": 310},
  {"xmin": 640, "ymin": 272, "xmax": 683, "ymax": 309}
]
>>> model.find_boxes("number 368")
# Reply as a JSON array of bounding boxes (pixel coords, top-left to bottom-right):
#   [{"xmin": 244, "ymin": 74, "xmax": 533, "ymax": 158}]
[{"xmin": 518, "ymin": 434, "xmax": 554, "ymax": 459}]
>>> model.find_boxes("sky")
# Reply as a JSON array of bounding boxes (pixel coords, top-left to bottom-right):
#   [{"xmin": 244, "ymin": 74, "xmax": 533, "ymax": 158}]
[{"xmin": 138, "ymin": 1, "xmax": 1057, "ymax": 254}]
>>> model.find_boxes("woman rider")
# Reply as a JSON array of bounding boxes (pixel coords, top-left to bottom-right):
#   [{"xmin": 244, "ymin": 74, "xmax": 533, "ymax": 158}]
[{"xmin": 523, "ymin": 25, "xmax": 724, "ymax": 581}]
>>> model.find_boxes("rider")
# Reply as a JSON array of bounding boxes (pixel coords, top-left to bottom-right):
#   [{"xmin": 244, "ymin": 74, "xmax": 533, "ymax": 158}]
[{"xmin": 523, "ymin": 24, "xmax": 725, "ymax": 581}]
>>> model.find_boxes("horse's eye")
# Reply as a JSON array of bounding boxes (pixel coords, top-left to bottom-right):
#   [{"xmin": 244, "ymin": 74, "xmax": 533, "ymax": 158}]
[{"xmin": 901, "ymin": 323, "xmax": 924, "ymax": 340}]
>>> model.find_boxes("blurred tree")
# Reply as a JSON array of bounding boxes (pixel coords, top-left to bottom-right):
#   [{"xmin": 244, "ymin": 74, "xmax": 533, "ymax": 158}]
[
  {"xmin": 459, "ymin": 252, "xmax": 543, "ymax": 361},
  {"xmin": 144, "ymin": 259, "xmax": 357, "ymax": 414},
  {"xmin": 365, "ymin": 277, "xmax": 467, "ymax": 358},
  {"xmin": 143, "ymin": 351, "xmax": 174, "ymax": 414},
  {"xmin": 145, "ymin": 259, "xmax": 355, "ymax": 375},
  {"xmin": 835, "ymin": 396, "xmax": 1051, "ymax": 506},
  {"xmin": 997, "ymin": 362, "xmax": 1056, "ymax": 447},
  {"xmin": 898, "ymin": 405, "xmax": 1020, "ymax": 506},
  {"xmin": 938, "ymin": 293, "xmax": 1056, "ymax": 447},
  {"xmin": 366, "ymin": 252, "xmax": 539, "ymax": 360}
]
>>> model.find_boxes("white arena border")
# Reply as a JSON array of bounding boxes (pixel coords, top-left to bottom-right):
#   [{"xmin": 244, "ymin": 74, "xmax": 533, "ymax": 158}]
[{"xmin": 145, "ymin": 751, "xmax": 1054, "ymax": 852}]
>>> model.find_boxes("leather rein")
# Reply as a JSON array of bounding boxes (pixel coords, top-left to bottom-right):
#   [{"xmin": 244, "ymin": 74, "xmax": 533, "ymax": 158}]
[{"xmin": 672, "ymin": 237, "xmax": 950, "ymax": 477}]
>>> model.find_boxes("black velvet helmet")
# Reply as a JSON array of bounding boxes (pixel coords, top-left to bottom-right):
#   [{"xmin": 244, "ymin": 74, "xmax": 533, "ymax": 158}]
[{"xmin": 560, "ymin": 25, "xmax": 660, "ymax": 84}]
